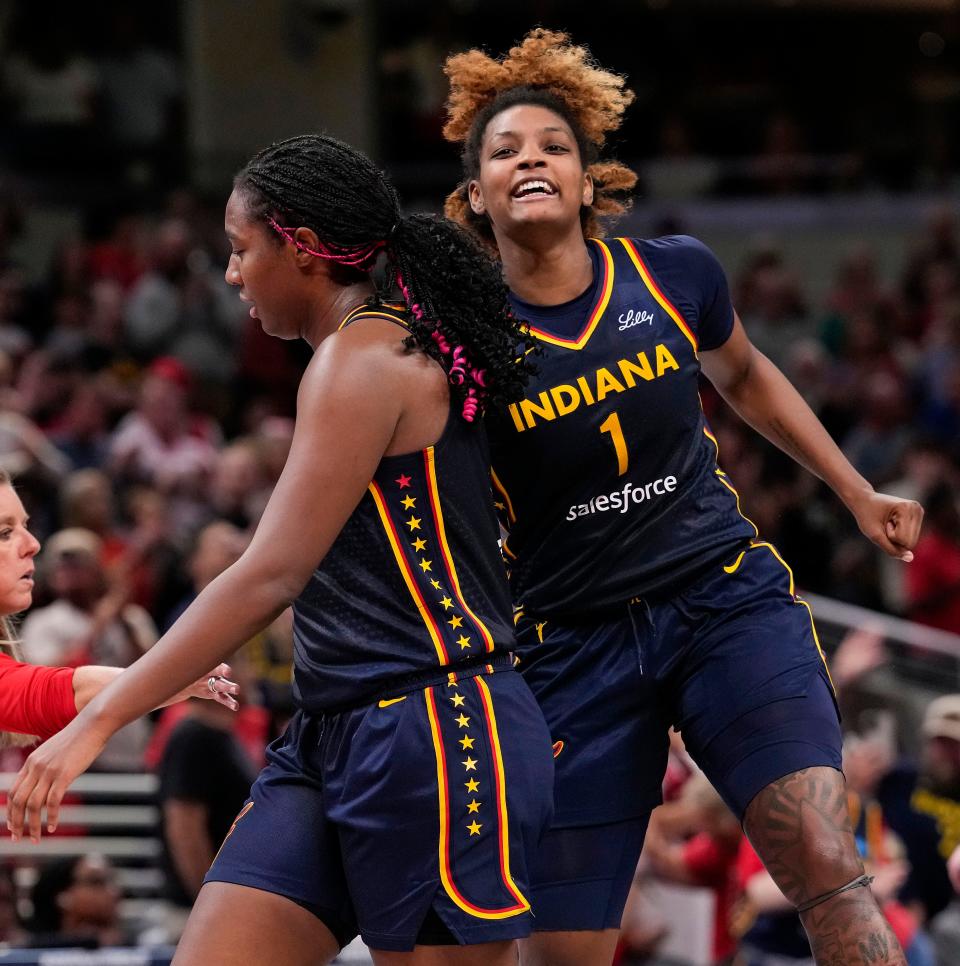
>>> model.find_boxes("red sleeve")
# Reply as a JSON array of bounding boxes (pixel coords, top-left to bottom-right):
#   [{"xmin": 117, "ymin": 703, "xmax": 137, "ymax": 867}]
[
  {"xmin": 734, "ymin": 838, "xmax": 766, "ymax": 890},
  {"xmin": 0, "ymin": 654, "xmax": 77, "ymax": 741},
  {"xmin": 681, "ymin": 833, "xmax": 727, "ymax": 886}
]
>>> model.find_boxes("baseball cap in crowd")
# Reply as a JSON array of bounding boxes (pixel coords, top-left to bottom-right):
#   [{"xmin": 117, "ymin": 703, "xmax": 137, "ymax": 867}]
[
  {"xmin": 148, "ymin": 355, "xmax": 191, "ymax": 390},
  {"xmin": 43, "ymin": 528, "xmax": 103, "ymax": 566},
  {"xmin": 922, "ymin": 695, "xmax": 960, "ymax": 743}
]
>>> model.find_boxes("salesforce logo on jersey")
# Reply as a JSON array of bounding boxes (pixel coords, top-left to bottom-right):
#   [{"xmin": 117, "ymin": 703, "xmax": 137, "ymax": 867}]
[{"xmin": 566, "ymin": 475, "xmax": 677, "ymax": 521}]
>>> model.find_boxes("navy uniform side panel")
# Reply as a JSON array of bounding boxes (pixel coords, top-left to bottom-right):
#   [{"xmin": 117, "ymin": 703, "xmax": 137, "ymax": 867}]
[
  {"xmin": 491, "ymin": 235, "xmax": 756, "ymax": 616},
  {"xmin": 293, "ymin": 396, "xmax": 515, "ymax": 714}
]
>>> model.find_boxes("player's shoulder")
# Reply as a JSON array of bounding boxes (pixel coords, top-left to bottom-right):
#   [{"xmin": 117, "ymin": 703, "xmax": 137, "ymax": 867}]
[
  {"xmin": 621, "ymin": 233, "xmax": 720, "ymax": 265},
  {"xmin": 614, "ymin": 234, "xmax": 727, "ymax": 291}
]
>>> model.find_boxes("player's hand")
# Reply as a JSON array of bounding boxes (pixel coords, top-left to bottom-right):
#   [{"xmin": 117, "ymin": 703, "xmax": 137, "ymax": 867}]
[
  {"xmin": 7, "ymin": 718, "xmax": 109, "ymax": 842},
  {"xmin": 166, "ymin": 663, "xmax": 239, "ymax": 711},
  {"xmin": 849, "ymin": 491, "xmax": 923, "ymax": 562}
]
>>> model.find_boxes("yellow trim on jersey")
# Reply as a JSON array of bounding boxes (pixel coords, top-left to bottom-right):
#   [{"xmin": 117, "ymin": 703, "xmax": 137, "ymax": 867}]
[
  {"xmin": 525, "ymin": 240, "xmax": 615, "ymax": 350},
  {"xmin": 476, "ymin": 675, "xmax": 531, "ymax": 913},
  {"xmin": 619, "ymin": 238, "xmax": 699, "ymax": 356},
  {"xmin": 723, "ymin": 541, "xmax": 835, "ymax": 691},
  {"xmin": 425, "ymin": 449, "xmax": 496, "ymax": 652},
  {"xmin": 490, "ymin": 468, "xmax": 517, "ymax": 525},
  {"xmin": 338, "ymin": 302, "xmax": 409, "ymax": 331},
  {"xmin": 702, "ymin": 427, "xmax": 760, "ymax": 538},
  {"xmin": 368, "ymin": 482, "xmax": 448, "ymax": 664},
  {"xmin": 424, "ymin": 686, "xmax": 527, "ymax": 919}
]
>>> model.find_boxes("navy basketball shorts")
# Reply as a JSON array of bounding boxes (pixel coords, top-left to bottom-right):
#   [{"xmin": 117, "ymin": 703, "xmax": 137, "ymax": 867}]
[
  {"xmin": 514, "ymin": 540, "xmax": 842, "ymax": 932},
  {"xmin": 205, "ymin": 665, "xmax": 555, "ymax": 952}
]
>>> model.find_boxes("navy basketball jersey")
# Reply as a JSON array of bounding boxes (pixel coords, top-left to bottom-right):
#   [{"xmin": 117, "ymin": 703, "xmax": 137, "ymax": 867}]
[
  {"xmin": 292, "ymin": 305, "xmax": 515, "ymax": 713},
  {"xmin": 489, "ymin": 235, "xmax": 757, "ymax": 616}
]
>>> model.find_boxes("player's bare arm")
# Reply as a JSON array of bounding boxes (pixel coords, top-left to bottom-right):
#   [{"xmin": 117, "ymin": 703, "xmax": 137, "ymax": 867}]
[{"xmin": 701, "ymin": 313, "xmax": 923, "ymax": 560}]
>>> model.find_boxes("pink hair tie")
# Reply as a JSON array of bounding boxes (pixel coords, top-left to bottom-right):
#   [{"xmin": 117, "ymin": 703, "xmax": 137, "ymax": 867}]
[
  {"xmin": 462, "ymin": 388, "xmax": 479, "ymax": 422},
  {"xmin": 449, "ymin": 345, "xmax": 468, "ymax": 385},
  {"xmin": 268, "ymin": 217, "xmax": 383, "ymax": 269},
  {"xmin": 431, "ymin": 329, "xmax": 451, "ymax": 355},
  {"xmin": 469, "ymin": 368, "xmax": 487, "ymax": 387}
]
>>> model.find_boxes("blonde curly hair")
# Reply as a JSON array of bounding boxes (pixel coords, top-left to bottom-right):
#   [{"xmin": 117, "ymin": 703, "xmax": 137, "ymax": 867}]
[{"xmin": 443, "ymin": 29, "xmax": 638, "ymax": 244}]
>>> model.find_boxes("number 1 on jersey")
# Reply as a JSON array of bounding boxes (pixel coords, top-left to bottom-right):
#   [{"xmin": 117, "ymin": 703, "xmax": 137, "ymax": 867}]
[{"xmin": 599, "ymin": 411, "xmax": 629, "ymax": 476}]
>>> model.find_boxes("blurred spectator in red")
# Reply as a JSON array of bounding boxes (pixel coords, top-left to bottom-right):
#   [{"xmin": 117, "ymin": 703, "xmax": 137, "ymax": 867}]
[
  {"xmin": 905, "ymin": 483, "xmax": 960, "ymax": 633},
  {"xmin": 882, "ymin": 438, "xmax": 957, "ymax": 613},
  {"xmin": 643, "ymin": 773, "xmax": 742, "ymax": 964}
]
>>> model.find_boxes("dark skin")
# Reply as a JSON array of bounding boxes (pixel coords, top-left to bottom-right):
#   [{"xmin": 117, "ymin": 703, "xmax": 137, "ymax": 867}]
[
  {"xmin": 468, "ymin": 103, "xmax": 922, "ymax": 966},
  {"xmin": 6, "ymin": 192, "xmax": 518, "ymax": 966}
]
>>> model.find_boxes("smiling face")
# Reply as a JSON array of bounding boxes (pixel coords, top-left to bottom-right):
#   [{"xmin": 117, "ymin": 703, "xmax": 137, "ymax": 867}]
[
  {"xmin": 224, "ymin": 189, "xmax": 313, "ymax": 341},
  {"xmin": 0, "ymin": 484, "xmax": 40, "ymax": 616},
  {"xmin": 469, "ymin": 103, "xmax": 593, "ymax": 245}
]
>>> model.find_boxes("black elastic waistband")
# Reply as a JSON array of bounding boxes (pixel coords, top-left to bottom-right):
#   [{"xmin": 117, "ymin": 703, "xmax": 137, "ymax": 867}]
[{"xmin": 302, "ymin": 650, "xmax": 515, "ymax": 717}]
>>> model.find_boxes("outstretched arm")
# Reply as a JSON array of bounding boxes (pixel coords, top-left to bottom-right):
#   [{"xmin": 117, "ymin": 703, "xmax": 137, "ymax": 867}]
[
  {"xmin": 8, "ymin": 330, "xmax": 406, "ymax": 841},
  {"xmin": 72, "ymin": 663, "xmax": 240, "ymax": 714},
  {"xmin": 700, "ymin": 314, "xmax": 923, "ymax": 560}
]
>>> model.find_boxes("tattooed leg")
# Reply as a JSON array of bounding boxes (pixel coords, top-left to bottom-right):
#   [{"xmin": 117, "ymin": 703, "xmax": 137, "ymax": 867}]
[{"xmin": 743, "ymin": 767, "xmax": 905, "ymax": 966}]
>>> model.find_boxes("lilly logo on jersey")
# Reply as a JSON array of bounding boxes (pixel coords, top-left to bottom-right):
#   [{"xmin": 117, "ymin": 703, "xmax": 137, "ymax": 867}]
[
  {"xmin": 507, "ymin": 343, "xmax": 681, "ymax": 432},
  {"xmin": 618, "ymin": 308, "xmax": 655, "ymax": 331}
]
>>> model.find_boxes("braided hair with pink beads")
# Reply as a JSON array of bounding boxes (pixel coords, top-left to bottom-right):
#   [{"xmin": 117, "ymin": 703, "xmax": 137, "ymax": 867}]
[{"xmin": 234, "ymin": 134, "xmax": 535, "ymax": 420}]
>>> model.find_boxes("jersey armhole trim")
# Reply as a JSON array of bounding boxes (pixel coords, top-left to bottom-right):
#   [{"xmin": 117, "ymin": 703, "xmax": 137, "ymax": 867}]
[{"xmin": 618, "ymin": 238, "xmax": 699, "ymax": 356}]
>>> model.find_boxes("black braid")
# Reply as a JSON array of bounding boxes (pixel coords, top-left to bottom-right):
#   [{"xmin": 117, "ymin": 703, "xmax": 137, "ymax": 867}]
[{"xmin": 234, "ymin": 134, "xmax": 535, "ymax": 415}]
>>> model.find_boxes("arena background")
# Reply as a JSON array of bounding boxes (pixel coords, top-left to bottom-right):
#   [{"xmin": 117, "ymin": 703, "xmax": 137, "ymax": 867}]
[{"xmin": 0, "ymin": 0, "xmax": 958, "ymax": 963}]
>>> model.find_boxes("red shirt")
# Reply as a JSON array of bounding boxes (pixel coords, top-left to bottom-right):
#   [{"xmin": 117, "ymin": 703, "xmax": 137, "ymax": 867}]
[
  {"xmin": 0, "ymin": 654, "xmax": 76, "ymax": 741},
  {"xmin": 682, "ymin": 832, "xmax": 740, "ymax": 962},
  {"xmin": 906, "ymin": 530, "xmax": 960, "ymax": 633}
]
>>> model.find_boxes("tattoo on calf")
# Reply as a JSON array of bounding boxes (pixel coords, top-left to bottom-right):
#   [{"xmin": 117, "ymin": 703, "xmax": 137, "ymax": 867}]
[
  {"xmin": 744, "ymin": 767, "xmax": 859, "ymax": 907},
  {"xmin": 744, "ymin": 768, "xmax": 906, "ymax": 964}
]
